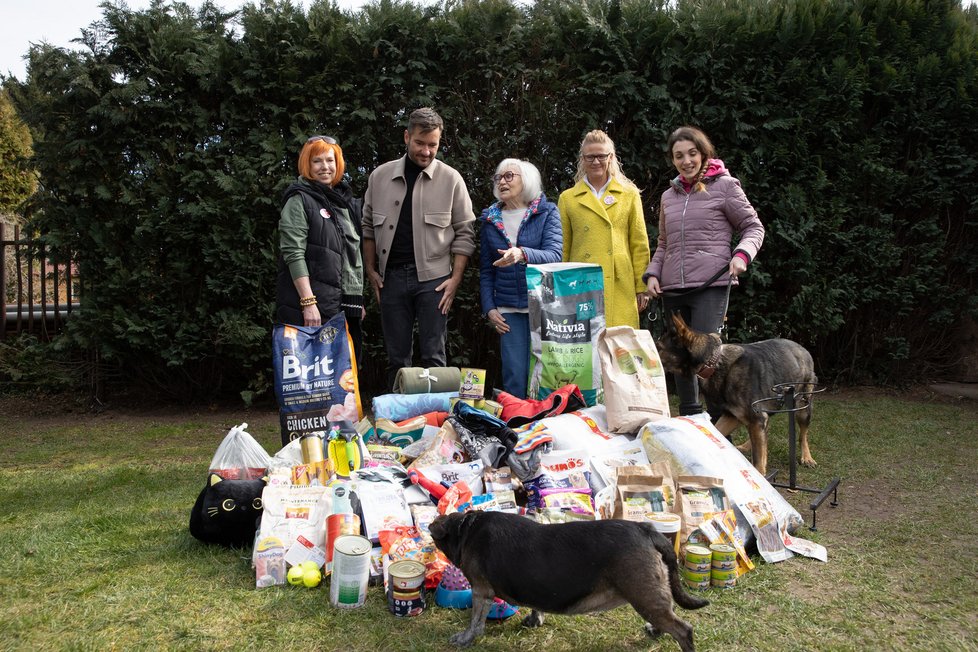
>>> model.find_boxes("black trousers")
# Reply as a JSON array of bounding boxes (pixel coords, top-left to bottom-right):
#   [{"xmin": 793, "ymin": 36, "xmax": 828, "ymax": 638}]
[
  {"xmin": 661, "ymin": 286, "xmax": 729, "ymax": 416},
  {"xmin": 379, "ymin": 264, "xmax": 449, "ymax": 392}
]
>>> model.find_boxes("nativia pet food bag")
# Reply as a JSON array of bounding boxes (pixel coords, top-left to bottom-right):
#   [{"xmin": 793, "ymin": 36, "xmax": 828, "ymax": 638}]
[
  {"xmin": 273, "ymin": 313, "xmax": 362, "ymax": 447},
  {"xmin": 527, "ymin": 262, "xmax": 605, "ymax": 406}
]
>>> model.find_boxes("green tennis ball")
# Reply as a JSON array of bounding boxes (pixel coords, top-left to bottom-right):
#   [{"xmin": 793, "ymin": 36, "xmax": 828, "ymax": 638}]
[
  {"xmin": 299, "ymin": 560, "xmax": 320, "ymax": 574},
  {"xmin": 302, "ymin": 568, "xmax": 322, "ymax": 588},
  {"xmin": 287, "ymin": 565, "xmax": 305, "ymax": 586}
]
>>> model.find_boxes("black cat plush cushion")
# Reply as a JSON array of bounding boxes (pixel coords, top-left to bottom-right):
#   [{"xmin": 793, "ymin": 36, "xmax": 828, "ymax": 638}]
[{"xmin": 189, "ymin": 473, "xmax": 266, "ymax": 547}]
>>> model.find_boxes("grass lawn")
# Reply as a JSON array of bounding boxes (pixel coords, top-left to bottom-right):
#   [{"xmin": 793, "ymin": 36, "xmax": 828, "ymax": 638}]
[{"xmin": 0, "ymin": 388, "xmax": 976, "ymax": 652}]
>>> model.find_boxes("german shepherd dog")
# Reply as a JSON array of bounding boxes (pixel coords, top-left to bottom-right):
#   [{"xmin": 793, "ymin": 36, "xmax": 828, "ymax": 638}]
[
  {"xmin": 429, "ymin": 511, "xmax": 709, "ymax": 651},
  {"xmin": 657, "ymin": 313, "xmax": 817, "ymax": 476}
]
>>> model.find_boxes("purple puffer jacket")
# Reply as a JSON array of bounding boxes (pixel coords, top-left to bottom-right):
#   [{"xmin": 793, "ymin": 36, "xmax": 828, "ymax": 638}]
[{"xmin": 644, "ymin": 171, "xmax": 764, "ymax": 291}]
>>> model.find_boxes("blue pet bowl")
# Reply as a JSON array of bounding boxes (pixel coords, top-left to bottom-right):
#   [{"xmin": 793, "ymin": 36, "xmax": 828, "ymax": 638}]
[
  {"xmin": 435, "ymin": 584, "xmax": 473, "ymax": 609},
  {"xmin": 487, "ymin": 598, "xmax": 519, "ymax": 620}
]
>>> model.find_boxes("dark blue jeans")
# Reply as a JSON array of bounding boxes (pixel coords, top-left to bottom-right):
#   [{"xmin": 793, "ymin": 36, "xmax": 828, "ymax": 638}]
[
  {"xmin": 380, "ymin": 264, "xmax": 448, "ymax": 391},
  {"xmin": 498, "ymin": 311, "xmax": 529, "ymax": 399},
  {"xmin": 662, "ymin": 286, "xmax": 729, "ymax": 416}
]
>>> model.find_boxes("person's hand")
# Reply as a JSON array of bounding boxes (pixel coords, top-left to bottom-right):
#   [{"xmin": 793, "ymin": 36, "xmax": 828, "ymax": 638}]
[
  {"xmin": 493, "ymin": 247, "xmax": 524, "ymax": 267},
  {"xmin": 302, "ymin": 304, "xmax": 321, "ymax": 327},
  {"xmin": 729, "ymin": 256, "xmax": 747, "ymax": 278},
  {"xmin": 361, "ymin": 306, "xmax": 366, "ymax": 320},
  {"xmin": 436, "ymin": 275, "xmax": 462, "ymax": 314},
  {"xmin": 636, "ymin": 292, "xmax": 649, "ymax": 312},
  {"xmin": 366, "ymin": 268, "xmax": 384, "ymax": 304},
  {"xmin": 646, "ymin": 276, "xmax": 661, "ymax": 299},
  {"xmin": 487, "ymin": 309, "xmax": 509, "ymax": 334}
]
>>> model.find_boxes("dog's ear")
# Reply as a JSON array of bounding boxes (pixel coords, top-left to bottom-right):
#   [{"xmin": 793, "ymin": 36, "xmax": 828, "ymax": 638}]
[{"xmin": 670, "ymin": 312, "xmax": 697, "ymax": 346}]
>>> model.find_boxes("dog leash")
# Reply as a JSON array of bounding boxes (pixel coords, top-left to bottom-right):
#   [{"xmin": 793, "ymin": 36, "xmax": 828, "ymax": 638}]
[{"xmin": 647, "ymin": 267, "xmax": 735, "ymax": 338}]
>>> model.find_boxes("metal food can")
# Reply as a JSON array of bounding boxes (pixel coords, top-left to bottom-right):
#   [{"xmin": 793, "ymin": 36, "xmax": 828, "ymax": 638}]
[
  {"xmin": 388, "ymin": 560, "xmax": 426, "ymax": 592},
  {"xmin": 300, "ymin": 433, "xmax": 325, "ymax": 464},
  {"xmin": 681, "ymin": 567, "xmax": 710, "ymax": 590},
  {"xmin": 710, "ymin": 544, "xmax": 737, "ymax": 562},
  {"xmin": 330, "ymin": 535, "xmax": 371, "ymax": 608},
  {"xmin": 684, "ymin": 559, "xmax": 712, "ymax": 573},
  {"xmin": 388, "ymin": 586, "xmax": 426, "ymax": 617},
  {"xmin": 711, "ymin": 567, "xmax": 737, "ymax": 588},
  {"xmin": 684, "ymin": 545, "xmax": 712, "ymax": 566}
]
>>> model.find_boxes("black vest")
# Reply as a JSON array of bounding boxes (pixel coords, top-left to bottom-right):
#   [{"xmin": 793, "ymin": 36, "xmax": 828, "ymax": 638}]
[{"xmin": 275, "ymin": 181, "xmax": 348, "ymax": 325}]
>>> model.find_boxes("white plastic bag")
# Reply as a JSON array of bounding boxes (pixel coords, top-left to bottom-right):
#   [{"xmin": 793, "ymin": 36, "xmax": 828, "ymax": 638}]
[
  {"xmin": 639, "ymin": 414, "xmax": 804, "ymax": 546},
  {"xmin": 208, "ymin": 423, "xmax": 271, "ymax": 480}
]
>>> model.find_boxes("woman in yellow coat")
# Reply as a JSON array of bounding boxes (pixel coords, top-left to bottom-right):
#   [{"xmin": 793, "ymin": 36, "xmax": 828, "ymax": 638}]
[{"xmin": 558, "ymin": 130, "xmax": 651, "ymax": 328}]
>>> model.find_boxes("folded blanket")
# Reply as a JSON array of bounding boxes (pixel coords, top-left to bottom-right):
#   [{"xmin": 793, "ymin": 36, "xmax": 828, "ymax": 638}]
[
  {"xmin": 393, "ymin": 367, "xmax": 462, "ymax": 394},
  {"xmin": 372, "ymin": 392, "xmax": 457, "ymax": 422}
]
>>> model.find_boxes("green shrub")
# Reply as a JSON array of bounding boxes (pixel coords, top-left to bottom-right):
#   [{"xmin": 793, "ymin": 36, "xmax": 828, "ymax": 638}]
[{"xmin": 4, "ymin": 0, "xmax": 977, "ymax": 398}]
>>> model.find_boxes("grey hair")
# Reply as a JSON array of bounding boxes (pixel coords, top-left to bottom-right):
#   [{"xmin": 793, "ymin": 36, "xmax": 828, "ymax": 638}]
[{"xmin": 492, "ymin": 158, "xmax": 544, "ymax": 204}]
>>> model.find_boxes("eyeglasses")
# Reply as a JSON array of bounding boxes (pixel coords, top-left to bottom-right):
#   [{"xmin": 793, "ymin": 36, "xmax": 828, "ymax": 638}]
[
  {"xmin": 307, "ymin": 135, "xmax": 338, "ymax": 145},
  {"xmin": 583, "ymin": 153, "xmax": 612, "ymax": 163},
  {"xmin": 492, "ymin": 171, "xmax": 521, "ymax": 184}
]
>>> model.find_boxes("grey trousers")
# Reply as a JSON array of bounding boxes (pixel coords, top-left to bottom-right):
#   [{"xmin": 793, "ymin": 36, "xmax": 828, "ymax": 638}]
[{"xmin": 662, "ymin": 286, "xmax": 729, "ymax": 416}]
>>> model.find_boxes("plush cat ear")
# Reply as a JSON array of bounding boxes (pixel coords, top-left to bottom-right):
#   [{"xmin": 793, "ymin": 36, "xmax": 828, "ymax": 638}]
[{"xmin": 209, "ymin": 473, "xmax": 224, "ymax": 486}]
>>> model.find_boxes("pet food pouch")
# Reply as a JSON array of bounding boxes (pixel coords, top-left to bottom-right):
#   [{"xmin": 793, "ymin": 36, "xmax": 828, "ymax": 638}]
[
  {"xmin": 597, "ymin": 326, "xmax": 671, "ymax": 433},
  {"xmin": 527, "ymin": 262, "xmax": 605, "ymax": 406},
  {"xmin": 273, "ymin": 313, "xmax": 363, "ymax": 447},
  {"xmin": 675, "ymin": 476, "xmax": 730, "ymax": 547},
  {"xmin": 612, "ymin": 464, "xmax": 676, "ymax": 521}
]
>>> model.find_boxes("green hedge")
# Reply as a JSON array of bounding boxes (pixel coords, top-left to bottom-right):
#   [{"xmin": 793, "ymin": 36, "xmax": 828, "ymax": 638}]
[{"xmin": 5, "ymin": 0, "xmax": 977, "ymax": 398}]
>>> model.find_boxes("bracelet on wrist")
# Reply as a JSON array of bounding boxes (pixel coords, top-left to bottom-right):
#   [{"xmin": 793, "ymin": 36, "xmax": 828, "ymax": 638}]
[{"xmin": 299, "ymin": 296, "xmax": 317, "ymax": 307}]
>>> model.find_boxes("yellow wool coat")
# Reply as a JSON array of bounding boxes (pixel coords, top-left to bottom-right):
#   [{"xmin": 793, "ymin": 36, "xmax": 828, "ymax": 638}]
[{"xmin": 557, "ymin": 179, "xmax": 650, "ymax": 329}]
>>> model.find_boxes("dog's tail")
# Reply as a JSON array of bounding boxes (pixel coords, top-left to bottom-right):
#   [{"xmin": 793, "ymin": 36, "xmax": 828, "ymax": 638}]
[{"xmin": 647, "ymin": 525, "xmax": 710, "ymax": 611}]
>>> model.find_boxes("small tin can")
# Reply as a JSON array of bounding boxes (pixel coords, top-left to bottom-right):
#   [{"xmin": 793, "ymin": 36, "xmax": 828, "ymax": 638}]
[
  {"xmin": 711, "ymin": 567, "xmax": 737, "ymax": 589},
  {"xmin": 330, "ymin": 535, "xmax": 371, "ymax": 608},
  {"xmin": 684, "ymin": 559, "xmax": 712, "ymax": 573},
  {"xmin": 681, "ymin": 567, "xmax": 710, "ymax": 590},
  {"xmin": 710, "ymin": 544, "xmax": 737, "ymax": 563},
  {"xmin": 684, "ymin": 545, "xmax": 712, "ymax": 566},
  {"xmin": 388, "ymin": 560, "xmax": 426, "ymax": 592},
  {"xmin": 300, "ymin": 433, "xmax": 325, "ymax": 464},
  {"xmin": 388, "ymin": 586, "xmax": 426, "ymax": 617}
]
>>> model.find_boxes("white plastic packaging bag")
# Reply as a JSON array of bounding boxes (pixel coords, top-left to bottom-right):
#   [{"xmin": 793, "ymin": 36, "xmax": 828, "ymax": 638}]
[
  {"xmin": 639, "ymin": 414, "xmax": 803, "ymax": 546},
  {"xmin": 208, "ymin": 422, "xmax": 271, "ymax": 480}
]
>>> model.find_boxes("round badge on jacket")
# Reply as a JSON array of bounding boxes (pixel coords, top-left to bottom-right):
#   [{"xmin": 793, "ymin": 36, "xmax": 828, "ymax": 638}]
[
  {"xmin": 320, "ymin": 208, "xmax": 332, "ymax": 219},
  {"xmin": 604, "ymin": 195, "xmax": 615, "ymax": 205}
]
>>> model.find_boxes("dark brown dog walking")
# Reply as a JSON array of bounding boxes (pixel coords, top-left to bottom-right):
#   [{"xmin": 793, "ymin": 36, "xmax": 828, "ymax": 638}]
[
  {"xmin": 429, "ymin": 511, "xmax": 708, "ymax": 651},
  {"xmin": 657, "ymin": 313, "xmax": 818, "ymax": 475}
]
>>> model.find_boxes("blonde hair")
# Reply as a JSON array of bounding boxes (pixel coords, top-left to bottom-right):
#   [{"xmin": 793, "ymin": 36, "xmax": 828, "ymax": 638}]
[
  {"xmin": 297, "ymin": 138, "xmax": 345, "ymax": 187},
  {"xmin": 573, "ymin": 129, "xmax": 640, "ymax": 194}
]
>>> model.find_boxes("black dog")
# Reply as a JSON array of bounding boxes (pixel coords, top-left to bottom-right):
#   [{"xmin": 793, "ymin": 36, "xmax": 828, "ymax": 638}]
[
  {"xmin": 657, "ymin": 312, "xmax": 818, "ymax": 476},
  {"xmin": 429, "ymin": 511, "xmax": 708, "ymax": 651}
]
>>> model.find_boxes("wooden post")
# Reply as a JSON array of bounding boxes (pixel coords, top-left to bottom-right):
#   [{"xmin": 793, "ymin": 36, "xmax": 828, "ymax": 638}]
[
  {"xmin": 14, "ymin": 225, "xmax": 23, "ymax": 334},
  {"xmin": 1, "ymin": 222, "xmax": 6, "ymax": 339}
]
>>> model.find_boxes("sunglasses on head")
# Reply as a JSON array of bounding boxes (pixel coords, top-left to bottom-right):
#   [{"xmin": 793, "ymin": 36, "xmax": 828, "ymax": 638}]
[{"xmin": 307, "ymin": 135, "xmax": 338, "ymax": 145}]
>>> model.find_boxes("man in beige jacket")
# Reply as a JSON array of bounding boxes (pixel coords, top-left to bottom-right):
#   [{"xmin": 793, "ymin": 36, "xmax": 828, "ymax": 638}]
[{"xmin": 362, "ymin": 107, "xmax": 476, "ymax": 390}]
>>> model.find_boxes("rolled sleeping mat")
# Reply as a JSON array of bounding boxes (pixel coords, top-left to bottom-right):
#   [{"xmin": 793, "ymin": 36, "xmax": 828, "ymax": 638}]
[
  {"xmin": 372, "ymin": 392, "xmax": 457, "ymax": 422},
  {"xmin": 393, "ymin": 367, "xmax": 462, "ymax": 394}
]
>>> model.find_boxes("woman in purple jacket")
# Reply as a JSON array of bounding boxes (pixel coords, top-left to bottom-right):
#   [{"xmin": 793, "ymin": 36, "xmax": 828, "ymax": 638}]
[
  {"xmin": 644, "ymin": 126, "xmax": 765, "ymax": 416},
  {"xmin": 479, "ymin": 159, "xmax": 563, "ymax": 398}
]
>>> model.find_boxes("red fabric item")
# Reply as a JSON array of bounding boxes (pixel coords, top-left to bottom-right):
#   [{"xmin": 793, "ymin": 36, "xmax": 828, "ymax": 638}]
[
  {"xmin": 396, "ymin": 411, "xmax": 447, "ymax": 428},
  {"xmin": 497, "ymin": 384, "xmax": 587, "ymax": 426}
]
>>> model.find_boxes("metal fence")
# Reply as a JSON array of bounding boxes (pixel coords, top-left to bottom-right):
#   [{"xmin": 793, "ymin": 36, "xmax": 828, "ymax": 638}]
[{"xmin": 1, "ymin": 222, "xmax": 78, "ymax": 339}]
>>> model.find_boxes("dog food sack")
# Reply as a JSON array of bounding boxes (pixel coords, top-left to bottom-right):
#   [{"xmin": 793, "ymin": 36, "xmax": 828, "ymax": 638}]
[
  {"xmin": 273, "ymin": 313, "xmax": 362, "ymax": 447},
  {"xmin": 527, "ymin": 262, "xmax": 605, "ymax": 406},
  {"xmin": 639, "ymin": 413, "xmax": 804, "ymax": 547},
  {"xmin": 597, "ymin": 326, "xmax": 671, "ymax": 433}
]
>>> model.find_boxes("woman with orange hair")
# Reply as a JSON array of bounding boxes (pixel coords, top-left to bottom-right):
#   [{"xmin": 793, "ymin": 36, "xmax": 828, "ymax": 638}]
[{"xmin": 275, "ymin": 135, "xmax": 364, "ymax": 358}]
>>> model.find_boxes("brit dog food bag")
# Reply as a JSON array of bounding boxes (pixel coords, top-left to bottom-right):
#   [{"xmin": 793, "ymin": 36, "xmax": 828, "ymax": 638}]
[
  {"xmin": 597, "ymin": 326, "xmax": 671, "ymax": 433},
  {"xmin": 273, "ymin": 313, "xmax": 363, "ymax": 447},
  {"xmin": 527, "ymin": 262, "xmax": 605, "ymax": 406}
]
